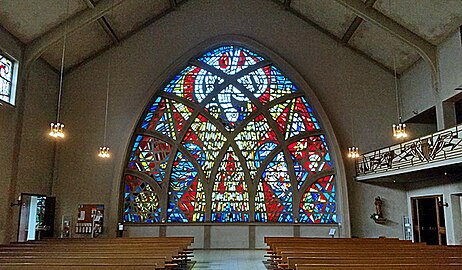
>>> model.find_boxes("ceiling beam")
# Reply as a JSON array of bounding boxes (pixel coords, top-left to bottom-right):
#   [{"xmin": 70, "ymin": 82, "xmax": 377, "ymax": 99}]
[
  {"xmin": 170, "ymin": 0, "xmax": 178, "ymax": 9},
  {"xmin": 333, "ymin": 0, "xmax": 437, "ymax": 75},
  {"xmin": 270, "ymin": 0, "xmax": 395, "ymax": 75},
  {"xmin": 82, "ymin": 0, "xmax": 120, "ymax": 44},
  {"xmin": 24, "ymin": 0, "xmax": 126, "ymax": 69},
  {"xmin": 82, "ymin": 0, "xmax": 95, "ymax": 9},
  {"xmin": 341, "ymin": 0, "xmax": 377, "ymax": 44},
  {"xmin": 99, "ymin": 17, "xmax": 120, "ymax": 43},
  {"xmin": 66, "ymin": 0, "xmax": 191, "ymax": 74}
]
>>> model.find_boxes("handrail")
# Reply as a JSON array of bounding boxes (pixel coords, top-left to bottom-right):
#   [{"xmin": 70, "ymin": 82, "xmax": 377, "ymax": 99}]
[{"xmin": 356, "ymin": 124, "xmax": 462, "ymax": 178}]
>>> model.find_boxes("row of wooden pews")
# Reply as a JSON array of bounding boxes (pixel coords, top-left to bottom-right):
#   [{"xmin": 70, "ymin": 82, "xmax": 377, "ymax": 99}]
[
  {"xmin": 265, "ymin": 237, "xmax": 462, "ymax": 270},
  {"xmin": 0, "ymin": 237, "xmax": 194, "ymax": 269}
]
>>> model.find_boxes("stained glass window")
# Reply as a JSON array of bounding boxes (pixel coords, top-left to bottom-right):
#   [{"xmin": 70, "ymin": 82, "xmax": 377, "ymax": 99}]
[
  {"xmin": 168, "ymin": 151, "xmax": 206, "ymax": 222},
  {"xmin": 255, "ymin": 152, "xmax": 293, "ymax": 222},
  {"xmin": 141, "ymin": 97, "xmax": 194, "ymax": 139},
  {"xmin": 288, "ymin": 136, "xmax": 332, "ymax": 189},
  {"xmin": 128, "ymin": 136, "xmax": 172, "ymax": 184},
  {"xmin": 0, "ymin": 54, "xmax": 16, "ymax": 105},
  {"xmin": 123, "ymin": 45, "xmax": 336, "ymax": 223},
  {"xmin": 211, "ymin": 147, "xmax": 249, "ymax": 222},
  {"xmin": 299, "ymin": 175, "xmax": 336, "ymax": 223},
  {"xmin": 124, "ymin": 175, "xmax": 162, "ymax": 223}
]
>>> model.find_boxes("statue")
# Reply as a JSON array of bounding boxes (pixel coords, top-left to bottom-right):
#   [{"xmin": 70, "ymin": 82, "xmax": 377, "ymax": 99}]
[{"xmin": 375, "ymin": 196, "xmax": 383, "ymax": 218}]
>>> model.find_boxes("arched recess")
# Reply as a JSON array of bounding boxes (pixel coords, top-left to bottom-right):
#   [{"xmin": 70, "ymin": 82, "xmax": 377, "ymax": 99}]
[{"xmin": 118, "ymin": 36, "xmax": 350, "ymax": 234}]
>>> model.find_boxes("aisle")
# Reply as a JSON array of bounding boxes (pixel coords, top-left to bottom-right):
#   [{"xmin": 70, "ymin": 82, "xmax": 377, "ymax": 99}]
[{"xmin": 192, "ymin": 249, "xmax": 267, "ymax": 270}]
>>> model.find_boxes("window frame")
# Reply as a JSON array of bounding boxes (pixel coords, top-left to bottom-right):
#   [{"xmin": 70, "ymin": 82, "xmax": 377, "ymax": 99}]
[
  {"xmin": 121, "ymin": 45, "xmax": 338, "ymax": 224},
  {"xmin": 0, "ymin": 50, "xmax": 19, "ymax": 107}
]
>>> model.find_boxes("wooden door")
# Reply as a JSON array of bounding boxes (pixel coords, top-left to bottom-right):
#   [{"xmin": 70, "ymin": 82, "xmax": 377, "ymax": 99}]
[
  {"xmin": 411, "ymin": 195, "xmax": 447, "ymax": 245},
  {"xmin": 42, "ymin": 196, "xmax": 56, "ymax": 238}
]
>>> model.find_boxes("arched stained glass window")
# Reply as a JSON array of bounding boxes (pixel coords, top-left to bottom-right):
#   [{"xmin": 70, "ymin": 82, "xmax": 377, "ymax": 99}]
[{"xmin": 122, "ymin": 45, "xmax": 336, "ymax": 223}]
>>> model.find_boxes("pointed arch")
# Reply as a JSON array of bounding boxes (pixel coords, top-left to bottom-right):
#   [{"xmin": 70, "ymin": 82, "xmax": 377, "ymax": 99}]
[{"xmin": 120, "ymin": 37, "xmax": 348, "ymax": 232}]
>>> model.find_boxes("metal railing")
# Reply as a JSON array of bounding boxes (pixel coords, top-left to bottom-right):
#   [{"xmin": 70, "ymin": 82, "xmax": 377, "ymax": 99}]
[{"xmin": 356, "ymin": 124, "xmax": 462, "ymax": 179}]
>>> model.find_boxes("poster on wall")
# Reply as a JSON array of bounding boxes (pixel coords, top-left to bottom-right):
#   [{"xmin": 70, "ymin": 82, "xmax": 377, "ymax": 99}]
[
  {"xmin": 61, "ymin": 215, "xmax": 71, "ymax": 238},
  {"xmin": 75, "ymin": 204, "xmax": 104, "ymax": 237}
]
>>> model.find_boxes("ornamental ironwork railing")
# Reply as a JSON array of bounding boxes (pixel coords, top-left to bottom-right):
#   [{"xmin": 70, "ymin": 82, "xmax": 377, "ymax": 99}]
[{"xmin": 356, "ymin": 124, "xmax": 462, "ymax": 178}]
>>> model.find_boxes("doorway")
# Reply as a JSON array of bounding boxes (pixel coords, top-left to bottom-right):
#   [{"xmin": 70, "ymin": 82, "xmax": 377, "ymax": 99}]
[
  {"xmin": 451, "ymin": 193, "xmax": 462, "ymax": 245},
  {"xmin": 411, "ymin": 195, "xmax": 447, "ymax": 245},
  {"xmin": 17, "ymin": 194, "xmax": 55, "ymax": 242}
]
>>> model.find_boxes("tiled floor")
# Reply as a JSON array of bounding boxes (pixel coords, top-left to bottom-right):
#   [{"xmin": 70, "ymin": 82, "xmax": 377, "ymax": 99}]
[{"xmin": 192, "ymin": 249, "xmax": 267, "ymax": 270}]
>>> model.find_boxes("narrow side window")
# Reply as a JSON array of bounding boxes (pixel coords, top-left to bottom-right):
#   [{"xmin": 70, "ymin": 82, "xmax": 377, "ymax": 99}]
[{"xmin": 0, "ymin": 52, "xmax": 18, "ymax": 106}]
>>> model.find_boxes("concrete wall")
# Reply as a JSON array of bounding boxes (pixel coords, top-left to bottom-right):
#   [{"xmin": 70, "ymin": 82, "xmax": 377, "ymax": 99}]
[
  {"xmin": 395, "ymin": 31, "xmax": 462, "ymax": 244},
  {"xmin": 125, "ymin": 224, "xmax": 339, "ymax": 249},
  {"xmin": 0, "ymin": 26, "xmax": 58, "ymax": 243},
  {"xmin": 400, "ymin": 59, "xmax": 434, "ymax": 121},
  {"xmin": 0, "ymin": 26, "xmax": 23, "ymax": 244},
  {"xmin": 347, "ymin": 170, "xmax": 408, "ymax": 239},
  {"xmin": 53, "ymin": 0, "xmax": 404, "ymax": 242},
  {"xmin": 438, "ymin": 30, "xmax": 462, "ymax": 101},
  {"xmin": 400, "ymin": 30, "xmax": 462, "ymax": 122}
]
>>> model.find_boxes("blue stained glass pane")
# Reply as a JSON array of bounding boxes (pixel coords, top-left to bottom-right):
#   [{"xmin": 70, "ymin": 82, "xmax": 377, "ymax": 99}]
[
  {"xmin": 238, "ymin": 66, "xmax": 297, "ymax": 104},
  {"xmin": 205, "ymin": 84, "xmax": 257, "ymax": 131},
  {"xmin": 164, "ymin": 65, "xmax": 224, "ymax": 104},
  {"xmin": 0, "ymin": 54, "xmax": 14, "ymax": 104},
  {"xmin": 168, "ymin": 150, "xmax": 206, "ymax": 222},
  {"xmin": 183, "ymin": 143, "xmax": 205, "ymax": 167},
  {"xmin": 299, "ymin": 175, "xmax": 336, "ymax": 224},
  {"xmin": 198, "ymin": 46, "xmax": 265, "ymax": 75},
  {"xmin": 254, "ymin": 142, "xmax": 278, "ymax": 168},
  {"xmin": 123, "ymin": 175, "xmax": 162, "ymax": 223},
  {"xmin": 255, "ymin": 152, "xmax": 293, "ymax": 223},
  {"xmin": 141, "ymin": 97, "xmax": 162, "ymax": 129}
]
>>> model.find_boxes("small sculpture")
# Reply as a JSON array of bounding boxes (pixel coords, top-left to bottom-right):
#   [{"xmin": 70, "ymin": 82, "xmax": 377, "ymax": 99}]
[
  {"xmin": 375, "ymin": 196, "xmax": 383, "ymax": 218},
  {"xmin": 371, "ymin": 196, "xmax": 386, "ymax": 224}
]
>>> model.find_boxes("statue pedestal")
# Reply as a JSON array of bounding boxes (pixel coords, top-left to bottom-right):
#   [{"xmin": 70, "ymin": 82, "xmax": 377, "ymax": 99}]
[{"xmin": 374, "ymin": 217, "xmax": 387, "ymax": 224}]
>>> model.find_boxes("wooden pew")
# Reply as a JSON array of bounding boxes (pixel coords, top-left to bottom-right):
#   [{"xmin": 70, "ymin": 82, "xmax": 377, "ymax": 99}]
[
  {"xmin": 296, "ymin": 264, "xmax": 462, "ymax": 270},
  {"xmin": 287, "ymin": 257, "xmax": 462, "ymax": 270},
  {"xmin": 264, "ymin": 237, "xmax": 462, "ymax": 270},
  {"xmin": 0, "ymin": 262, "xmax": 158, "ymax": 270},
  {"xmin": 0, "ymin": 237, "xmax": 194, "ymax": 269}
]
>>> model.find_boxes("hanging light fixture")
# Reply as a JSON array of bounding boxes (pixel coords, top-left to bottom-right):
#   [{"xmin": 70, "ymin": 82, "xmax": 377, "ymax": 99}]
[
  {"xmin": 98, "ymin": 1, "xmax": 113, "ymax": 159},
  {"xmin": 338, "ymin": 27, "xmax": 360, "ymax": 159},
  {"xmin": 391, "ymin": 54, "xmax": 407, "ymax": 139},
  {"xmin": 98, "ymin": 146, "xmax": 110, "ymax": 158},
  {"xmin": 98, "ymin": 51, "xmax": 111, "ymax": 158},
  {"xmin": 390, "ymin": 1, "xmax": 407, "ymax": 139},
  {"xmin": 348, "ymin": 147, "xmax": 360, "ymax": 159},
  {"xmin": 391, "ymin": 70, "xmax": 407, "ymax": 139},
  {"xmin": 393, "ymin": 123, "xmax": 407, "ymax": 138},
  {"xmin": 49, "ymin": 0, "xmax": 69, "ymax": 139}
]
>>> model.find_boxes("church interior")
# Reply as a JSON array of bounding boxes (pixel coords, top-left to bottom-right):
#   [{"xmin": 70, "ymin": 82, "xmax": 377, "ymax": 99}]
[{"xmin": 0, "ymin": 0, "xmax": 462, "ymax": 269}]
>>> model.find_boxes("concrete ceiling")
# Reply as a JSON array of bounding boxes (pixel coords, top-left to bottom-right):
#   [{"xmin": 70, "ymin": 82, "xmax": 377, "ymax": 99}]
[
  {"xmin": 349, "ymin": 20, "xmax": 421, "ymax": 73},
  {"xmin": 374, "ymin": 0, "xmax": 462, "ymax": 45},
  {"xmin": 291, "ymin": 0, "xmax": 357, "ymax": 39},
  {"xmin": 0, "ymin": 0, "xmax": 460, "ymax": 74},
  {"xmin": 0, "ymin": 0, "xmax": 88, "ymax": 43}
]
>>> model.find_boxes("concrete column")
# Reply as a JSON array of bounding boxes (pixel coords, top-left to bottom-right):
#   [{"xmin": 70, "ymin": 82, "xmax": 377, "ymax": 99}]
[
  {"xmin": 159, "ymin": 225, "xmax": 166, "ymax": 237},
  {"xmin": 435, "ymin": 99, "xmax": 457, "ymax": 130},
  {"xmin": 442, "ymin": 101, "xmax": 457, "ymax": 128},
  {"xmin": 293, "ymin": 225, "xmax": 300, "ymax": 237},
  {"xmin": 249, "ymin": 225, "xmax": 255, "ymax": 249},
  {"xmin": 204, "ymin": 225, "xmax": 211, "ymax": 249},
  {"xmin": 450, "ymin": 195, "xmax": 462, "ymax": 245}
]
